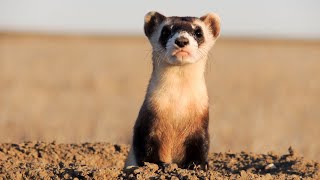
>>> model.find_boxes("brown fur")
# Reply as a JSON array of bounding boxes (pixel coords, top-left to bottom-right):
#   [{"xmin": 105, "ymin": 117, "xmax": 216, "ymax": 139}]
[{"xmin": 151, "ymin": 107, "xmax": 209, "ymax": 164}]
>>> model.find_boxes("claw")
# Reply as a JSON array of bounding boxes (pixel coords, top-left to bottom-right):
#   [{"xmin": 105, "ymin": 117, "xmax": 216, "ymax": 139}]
[
  {"xmin": 187, "ymin": 162, "xmax": 198, "ymax": 170},
  {"xmin": 186, "ymin": 161, "xmax": 209, "ymax": 171},
  {"xmin": 202, "ymin": 161, "xmax": 209, "ymax": 171}
]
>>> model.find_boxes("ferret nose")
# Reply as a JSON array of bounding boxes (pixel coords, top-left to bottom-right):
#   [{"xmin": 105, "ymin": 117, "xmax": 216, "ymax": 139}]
[{"xmin": 175, "ymin": 37, "xmax": 189, "ymax": 48}]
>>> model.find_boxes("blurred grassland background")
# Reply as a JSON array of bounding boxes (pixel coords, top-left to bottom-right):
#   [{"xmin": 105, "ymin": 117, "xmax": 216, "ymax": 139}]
[
  {"xmin": 1, "ymin": 1, "xmax": 320, "ymax": 161},
  {"xmin": 0, "ymin": 33, "xmax": 319, "ymax": 161}
]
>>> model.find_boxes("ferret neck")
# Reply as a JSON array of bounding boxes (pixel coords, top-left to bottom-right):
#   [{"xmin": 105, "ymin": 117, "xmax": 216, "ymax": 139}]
[{"xmin": 147, "ymin": 56, "xmax": 207, "ymax": 93}]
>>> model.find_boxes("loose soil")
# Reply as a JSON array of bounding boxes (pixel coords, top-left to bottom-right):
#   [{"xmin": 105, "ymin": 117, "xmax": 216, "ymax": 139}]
[{"xmin": 0, "ymin": 142, "xmax": 318, "ymax": 179}]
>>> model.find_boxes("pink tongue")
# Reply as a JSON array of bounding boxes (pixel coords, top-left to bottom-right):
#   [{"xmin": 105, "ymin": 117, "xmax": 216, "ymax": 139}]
[{"xmin": 176, "ymin": 51, "xmax": 189, "ymax": 57}]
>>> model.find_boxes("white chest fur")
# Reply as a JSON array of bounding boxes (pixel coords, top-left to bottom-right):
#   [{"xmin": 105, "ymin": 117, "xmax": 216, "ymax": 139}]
[{"xmin": 147, "ymin": 59, "xmax": 208, "ymax": 125}]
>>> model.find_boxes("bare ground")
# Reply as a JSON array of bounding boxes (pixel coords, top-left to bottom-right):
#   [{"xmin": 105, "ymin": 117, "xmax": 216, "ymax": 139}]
[{"xmin": 0, "ymin": 142, "xmax": 318, "ymax": 179}]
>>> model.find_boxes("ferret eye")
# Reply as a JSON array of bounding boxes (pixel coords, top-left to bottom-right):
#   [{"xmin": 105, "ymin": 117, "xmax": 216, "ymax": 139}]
[
  {"xmin": 161, "ymin": 26, "xmax": 171, "ymax": 37},
  {"xmin": 194, "ymin": 28, "xmax": 203, "ymax": 38}
]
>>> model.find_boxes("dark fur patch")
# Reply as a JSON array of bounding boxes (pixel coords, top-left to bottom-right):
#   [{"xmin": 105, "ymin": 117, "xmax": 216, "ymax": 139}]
[
  {"xmin": 133, "ymin": 101, "xmax": 162, "ymax": 166},
  {"xmin": 159, "ymin": 25, "xmax": 172, "ymax": 48},
  {"xmin": 193, "ymin": 26, "xmax": 205, "ymax": 46},
  {"xmin": 144, "ymin": 12, "xmax": 166, "ymax": 38},
  {"xmin": 159, "ymin": 17, "xmax": 205, "ymax": 48},
  {"xmin": 170, "ymin": 16, "xmax": 196, "ymax": 23},
  {"xmin": 181, "ymin": 110, "xmax": 209, "ymax": 169}
]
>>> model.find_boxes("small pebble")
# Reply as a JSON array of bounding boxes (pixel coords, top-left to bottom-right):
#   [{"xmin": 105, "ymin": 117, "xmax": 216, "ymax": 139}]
[{"xmin": 265, "ymin": 163, "xmax": 277, "ymax": 170}]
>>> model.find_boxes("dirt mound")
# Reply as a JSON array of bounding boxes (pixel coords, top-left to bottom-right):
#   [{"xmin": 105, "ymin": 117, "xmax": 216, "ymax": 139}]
[{"xmin": 0, "ymin": 142, "xmax": 318, "ymax": 179}]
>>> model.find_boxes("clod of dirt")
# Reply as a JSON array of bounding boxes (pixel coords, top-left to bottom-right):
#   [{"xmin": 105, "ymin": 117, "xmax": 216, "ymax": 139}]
[{"xmin": 0, "ymin": 142, "xmax": 319, "ymax": 179}]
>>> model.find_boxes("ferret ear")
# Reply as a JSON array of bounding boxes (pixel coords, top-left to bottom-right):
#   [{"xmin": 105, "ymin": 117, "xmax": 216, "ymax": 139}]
[
  {"xmin": 200, "ymin": 13, "xmax": 221, "ymax": 38},
  {"xmin": 144, "ymin": 11, "xmax": 166, "ymax": 38}
]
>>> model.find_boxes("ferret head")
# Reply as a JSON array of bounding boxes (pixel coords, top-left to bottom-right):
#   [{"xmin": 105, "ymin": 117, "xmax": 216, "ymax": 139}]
[{"xmin": 144, "ymin": 11, "xmax": 220, "ymax": 66}]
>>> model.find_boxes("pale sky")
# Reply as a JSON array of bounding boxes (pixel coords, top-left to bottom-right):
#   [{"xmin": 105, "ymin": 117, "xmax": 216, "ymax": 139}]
[{"xmin": 0, "ymin": 0, "xmax": 319, "ymax": 39}]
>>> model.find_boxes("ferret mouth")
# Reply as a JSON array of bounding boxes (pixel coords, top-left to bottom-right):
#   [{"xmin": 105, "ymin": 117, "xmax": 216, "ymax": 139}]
[{"xmin": 172, "ymin": 49, "xmax": 190, "ymax": 57}]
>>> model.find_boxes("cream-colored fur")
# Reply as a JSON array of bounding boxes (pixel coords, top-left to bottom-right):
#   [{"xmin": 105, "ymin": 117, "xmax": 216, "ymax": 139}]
[
  {"xmin": 147, "ymin": 57, "xmax": 208, "ymax": 120},
  {"xmin": 165, "ymin": 32, "xmax": 199, "ymax": 65}
]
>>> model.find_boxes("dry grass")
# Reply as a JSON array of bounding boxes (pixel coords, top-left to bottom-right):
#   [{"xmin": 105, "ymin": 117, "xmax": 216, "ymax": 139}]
[{"xmin": 0, "ymin": 32, "xmax": 319, "ymax": 161}]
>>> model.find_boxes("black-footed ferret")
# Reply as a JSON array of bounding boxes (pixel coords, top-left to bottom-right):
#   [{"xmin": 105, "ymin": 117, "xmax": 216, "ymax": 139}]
[{"xmin": 126, "ymin": 11, "xmax": 220, "ymax": 169}]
